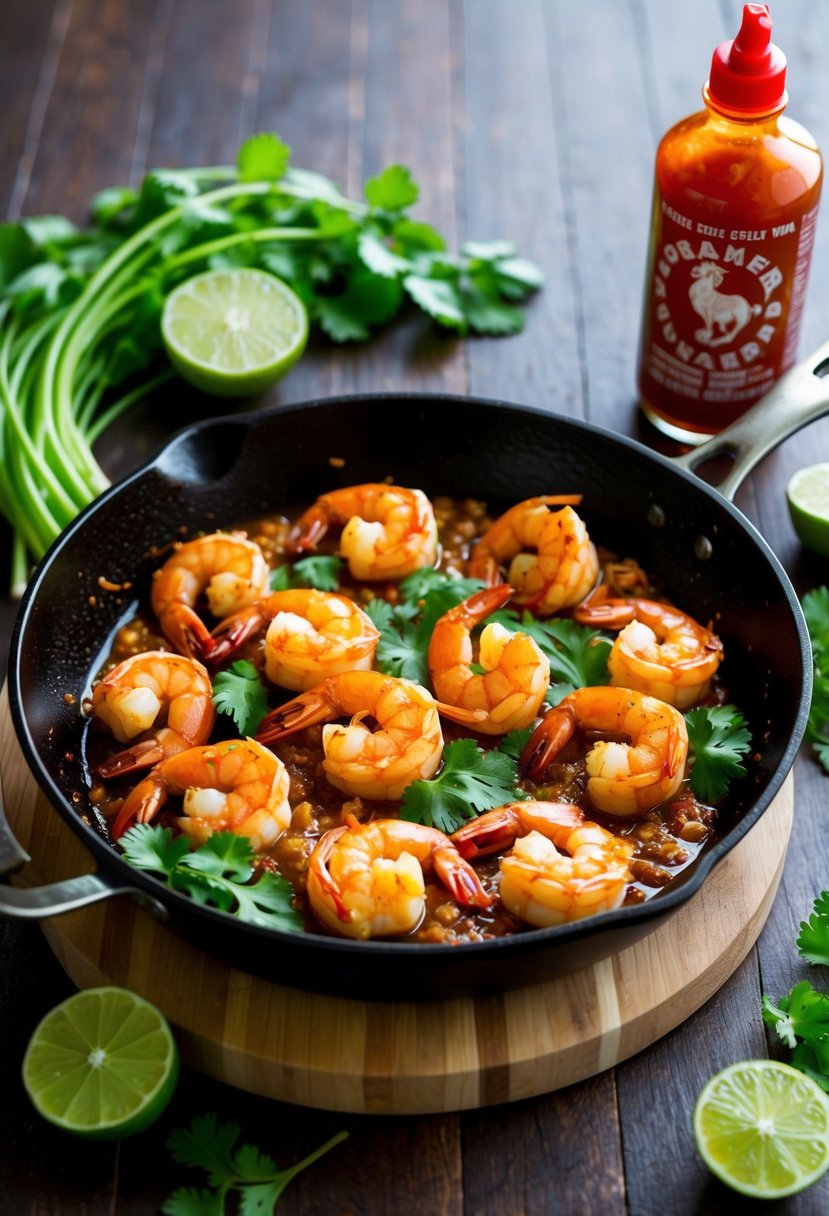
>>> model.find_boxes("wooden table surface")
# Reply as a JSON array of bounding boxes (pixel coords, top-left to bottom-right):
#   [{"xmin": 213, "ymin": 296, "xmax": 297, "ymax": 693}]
[{"xmin": 3, "ymin": 1, "xmax": 829, "ymax": 1212}]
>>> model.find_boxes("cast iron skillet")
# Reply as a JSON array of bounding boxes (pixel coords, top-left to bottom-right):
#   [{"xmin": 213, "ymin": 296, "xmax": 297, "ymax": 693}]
[{"xmin": 2, "ymin": 340, "xmax": 829, "ymax": 1001}]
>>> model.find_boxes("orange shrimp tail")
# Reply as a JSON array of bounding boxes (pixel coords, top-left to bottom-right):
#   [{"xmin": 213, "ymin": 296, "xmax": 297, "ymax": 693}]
[
  {"xmin": 433, "ymin": 701, "xmax": 490, "ymax": 729},
  {"xmin": 433, "ymin": 848, "xmax": 493, "ymax": 908},
  {"xmin": 309, "ymin": 826, "xmax": 352, "ymax": 922},
  {"xmin": 460, "ymin": 582, "xmax": 516, "ymax": 622},
  {"xmin": 573, "ymin": 591, "xmax": 636, "ymax": 630},
  {"xmin": 160, "ymin": 604, "xmax": 216, "ymax": 660},
  {"xmin": 452, "ymin": 808, "xmax": 522, "ymax": 859},
  {"xmin": 287, "ymin": 507, "xmax": 330, "ymax": 555},
  {"xmin": 519, "ymin": 704, "xmax": 577, "ymax": 780},
  {"xmin": 110, "ymin": 772, "xmax": 170, "ymax": 841},
  {"xmin": 208, "ymin": 607, "xmax": 262, "ymax": 664},
  {"xmin": 97, "ymin": 737, "xmax": 166, "ymax": 779},
  {"xmin": 255, "ymin": 690, "xmax": 332, "ymax": 745}
]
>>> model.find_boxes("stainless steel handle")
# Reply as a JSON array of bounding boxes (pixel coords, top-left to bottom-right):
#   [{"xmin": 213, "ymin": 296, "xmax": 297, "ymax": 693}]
[
  {"xmin": 668, "ymin": 338, "xmax": 829, "ymax": 501},
  {"xmin": 0, "ymin": 871, "xmax": 168, "ymax": 920},
  {"xmin": 0, "ymin": 765, "xmax": 167, "ymax": 922}
]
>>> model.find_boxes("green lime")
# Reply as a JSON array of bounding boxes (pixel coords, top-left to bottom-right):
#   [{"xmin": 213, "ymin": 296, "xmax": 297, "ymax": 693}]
[
  {"xmin": 693, "ymin": 1059, "xmax": 829, "ymax": 1199},
  {"xmin": 161, "ymin": 267, "xmax": 309, "ymax": 397},
  {"xmin": 22, "ymin": 986, "xmax": 179, "ymax": 1140},
  {"xmin": 786, "ymin": 463, "xmax": 829, "ymax": 558}
]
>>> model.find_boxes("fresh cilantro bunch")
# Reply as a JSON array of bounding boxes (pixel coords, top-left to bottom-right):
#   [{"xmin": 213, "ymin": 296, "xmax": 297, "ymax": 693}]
[
  {"xmin": 162, "ymin": 1113, "xmax": 347, "ymax": 1215},
  {"xmin": 762, "ymin": 891, "xmax": 829, "ymax": 1091},
  {"xmin": 802, "ymin": 587, "xmax": 829, "ymax": 772},
  {"xmin": 0, "ymin": 130, "xmax": 542, "ymax": 594},
  {"xmin": 120, "ymin": 825, "xmax": 303, "ymax": 932}
]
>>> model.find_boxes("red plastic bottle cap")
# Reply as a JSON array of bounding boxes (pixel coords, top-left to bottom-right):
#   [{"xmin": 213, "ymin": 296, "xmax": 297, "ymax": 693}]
[{"xmin": 707, "ymin": 3, "xmax": 787, "ymax": 117}]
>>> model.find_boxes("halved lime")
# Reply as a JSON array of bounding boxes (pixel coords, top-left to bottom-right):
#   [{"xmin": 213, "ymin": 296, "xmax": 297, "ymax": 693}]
[
  {"xmin": 786, "ymin": 463, "xmax": 829, "ymax": 558},
  {"xmin": 161, "ymin": 267, "xmax": 309, "ymax": 397},
  {"xmin": 693, "ymin": 1059, "xmax": 829, "ymax": 1199},
  {"xmin": 22, "ymin": 986, "xmax": 179, "ymax": 1140}
]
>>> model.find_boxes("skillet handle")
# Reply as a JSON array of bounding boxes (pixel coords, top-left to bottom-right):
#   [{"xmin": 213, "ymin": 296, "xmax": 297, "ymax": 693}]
[
  {"xmin": 668, "ymin": 337, "xmax": 829, "ymax": 502},
  {"xmin": 0, "ymin": 766, "xmax": 168, "ymax": 921},
  {"xmin": 0, "ymin": 871, "xmax": 168, "ymax": 921}
]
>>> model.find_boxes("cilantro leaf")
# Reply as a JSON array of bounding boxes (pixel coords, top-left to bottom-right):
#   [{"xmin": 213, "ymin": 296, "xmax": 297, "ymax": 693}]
[
  {"xmin": 402, "ymin": 275, "xmax": 467, "ymax": 331},
  {"xmin": 364, "ymin": 164, "xmax": 419, "ymax": 210},
  {"xmin": 400, "ymin": 737, "xmax": 524, "ymax": 834},
  {"xmin": 236, "ymin": 132, "xmax": 291, "ymax": 183},
  {"xmin": 270, "ymin": 555, "xmax": 342, "ymax": 592},
  {"xmin": 802, "ymin": 587, "xmax": 829, "ymax": 772},
  {"xmin": 684, "ymin": 704, "xmax": 751, "ymax": 802},
  {"xmin": 211, "ymin": 660, "xmax": 268, "ymax": 735},
  {"xmin": 121, "ymin": 826, "xmax": 303, "ymax": 934},
  {"xmin": 762, "ymin": 980, "xmax": 829, "ymax": 1051},
  {"xmin": 163, "ymin": 1115, "xmax": 348, "ymax": 1216},
  {"xmin": 798, "ymin": 890, "xmax": 829, "ymax": 966}
]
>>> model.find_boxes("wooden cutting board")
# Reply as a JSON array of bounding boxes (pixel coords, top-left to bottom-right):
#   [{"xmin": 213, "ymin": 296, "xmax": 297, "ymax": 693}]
[{"xmin": 2, "ymin": 685, "xmax": 792, "ymax": 1115}]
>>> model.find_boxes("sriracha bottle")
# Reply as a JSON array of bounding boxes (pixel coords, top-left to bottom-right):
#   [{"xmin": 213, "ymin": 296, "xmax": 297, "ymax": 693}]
[{"xmin": 636, "ymin": 3, "xmax": 822, "ymax": 443}]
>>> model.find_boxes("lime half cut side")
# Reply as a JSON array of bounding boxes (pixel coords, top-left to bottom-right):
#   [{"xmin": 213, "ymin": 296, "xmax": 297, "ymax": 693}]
[
  {"xmin": 693, "ymin": 1059, "xmax": 829, "ymax": 1199},
  {"xmin": 786, "ymin": 462, "xmax": 829, "ymax": 558},
  {"xmin": 162, "ymin": 267, "xmax": 309, "ymax": 397},
  {"xmin": 22, "ymin": 986, "xmax": 179, "ymax": 1140}
]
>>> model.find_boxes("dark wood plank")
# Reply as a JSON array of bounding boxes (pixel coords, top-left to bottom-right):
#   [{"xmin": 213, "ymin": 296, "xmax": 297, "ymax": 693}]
[
  {"xmin": 463, "ymin": 0, "xmax": 581, "ymax": 414},
  {"xmin": 0, "ymin": 0, "xmax": 62, "ymax": 219},
  {"xmin": 462, "ymin": 1075, "xmax": 626, "ymax": 1216}
]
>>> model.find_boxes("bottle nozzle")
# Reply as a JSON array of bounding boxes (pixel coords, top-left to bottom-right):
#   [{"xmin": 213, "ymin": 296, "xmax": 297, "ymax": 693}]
[{"xmin": 706, "ymin": 3, "xmax": 787, "ymax": 117}]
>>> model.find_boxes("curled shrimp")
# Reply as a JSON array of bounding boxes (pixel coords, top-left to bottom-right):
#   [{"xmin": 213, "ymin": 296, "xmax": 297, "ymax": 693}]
[
  {"xmin": 209, "ymin": 588, "xmax": 380, "ymax": 686},
  {"xmin": 467, "ymin": 496, "xmax": 599, "ymax": 616},
  {"xmin": 453, "ymin": 801, "xmax": 633, "ymax": 928},
  {"xmin": 520, "ymin": 686, "xmax": 688, "ymax": 818},
  {"xmin": 428, "ymin": 584, "xmax": 550, "ymax": 734},
  {"xmin": 308, "ymin": 812, "xmax": 493, "ymax": 940},
  {"xmin": 111, "ymin": 737, "xmax": 291, "ymax": 847},
  {"xmin": 151, "ymin": 531, "xmax": 270, "ymax": 658},
  {"xmin": 288, "ymin": 483, "xmax": 438, "ymax": 580},
  {"xmin": 573, "ymin": 589, "xmax": 724, "ymax": 709},
  {"xmin": 92, "ymin": 651, "xmax": 216, "ymax": 778},
  {"xmin": 256, "ymin": 670, "xmax": 449, "ymax": 801}
]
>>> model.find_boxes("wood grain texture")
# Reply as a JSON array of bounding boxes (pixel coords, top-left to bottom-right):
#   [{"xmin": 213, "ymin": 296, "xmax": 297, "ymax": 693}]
[{"xmin": 2, "ymin": 685, "xmax": 793, "ymax": 1115}]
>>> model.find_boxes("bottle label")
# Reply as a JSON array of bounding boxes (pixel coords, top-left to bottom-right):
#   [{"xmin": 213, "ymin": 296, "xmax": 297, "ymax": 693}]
[{"xmin": 641, "ymin": 201, "xmax": 819, "ymax": 408}]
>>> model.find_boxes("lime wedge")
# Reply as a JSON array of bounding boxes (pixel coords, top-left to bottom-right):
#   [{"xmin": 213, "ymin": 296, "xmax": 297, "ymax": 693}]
[
  {"xmin": 693, "ymin": 1059, "xmax": 829, "ymax": 1199},
  {"xmin": 786, "ymin": 463, "xmax": 829, "ymax": 558},
  {"xmin": 162, "ymin": 267, "xmax": 309, "ymax": 397},
  {"xmin": 22, "ymin": 986, "xmax": 179, "ymax": 1140}
]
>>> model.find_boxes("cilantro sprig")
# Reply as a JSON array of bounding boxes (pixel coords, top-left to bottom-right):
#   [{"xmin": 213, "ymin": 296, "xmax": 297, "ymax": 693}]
[
  {"xmin": 366, "ymin": 571, "xmax": 485, "ymax": 685},
  {"xmin": 684, "ymin": 704, "xmax": 752, "ymax": 803},
  {"xmin": 400, "ymin": 735, "xmax": 526, "ymax": 835},
  {"xmin": 120, "ymin": 825, "xmax": 303, "ymax": 932},
  {"xmin": 270, "ymin": 555, "xmax": 342, "ymax": 592},
  {"xmin": 211, "ymin": 659, "xmax": 269, "ymax": 736},
  {"xmin": 162, "ymin": 1113, "xmax": 347, "ymax": 1216}
]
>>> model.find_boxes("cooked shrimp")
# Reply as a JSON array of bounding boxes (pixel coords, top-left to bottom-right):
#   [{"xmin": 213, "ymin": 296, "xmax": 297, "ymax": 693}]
[
  {"xmin": 520, "ymin": 686, "xmax": 688, "ymax": 817},
  {"xmin": 573, "ymin": 589, "xmax": 723, "ymax": 708},
  {"xmin": 288, "ymin": 483, "xmax": 438, "ymax": 580},
  {"xmin": 209, "ymin": 588, "xmax": 380, "ymax": 687},
  {"xmin": 467, "ymin": 496, "xmax": 599, "ymax": 616},
  {"xmin": 92, "ymin": 651, "xmax": 215, "ymax": 778},
  {"xmin": 453, "ymin": 801, "xmax": 633, "ymax": 928},
  {"xmin": 111, "ymin": 738, "xmax": 291, "ymax": 847},
  {"xmin": 256, "ymin": 670, "xmax": 449, "ymax": 800},
  {"xmin": 308, "ymin": 812, "xmax": 493, "ymax": 939},
  {"xmin": 151, "ymin": 531, "xmax": 270, "ymax": 658},
  {"xmin": 428, "ymin": 584, "xmax": 550, "ymax": 734}
]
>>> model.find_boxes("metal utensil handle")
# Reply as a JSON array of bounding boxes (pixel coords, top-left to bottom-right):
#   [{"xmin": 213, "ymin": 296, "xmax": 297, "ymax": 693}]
[
  {"xmin": 0, "ymin": 871, "xmax": 168, "ymax": 920},
  {"xmin": 669, "ymin": 338, "xmax": 829, "ymax": 501}
]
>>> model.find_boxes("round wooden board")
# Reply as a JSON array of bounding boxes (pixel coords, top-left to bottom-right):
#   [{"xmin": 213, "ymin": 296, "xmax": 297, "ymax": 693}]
[{"xmin": 2, "ymin": 685, "xmax": 792, "ymax": 1115}]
